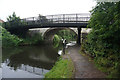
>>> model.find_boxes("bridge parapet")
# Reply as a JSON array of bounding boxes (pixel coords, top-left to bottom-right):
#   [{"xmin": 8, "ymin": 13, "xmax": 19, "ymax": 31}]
[
  {"xmin": 45, "ymin": 13, "xmax": 90, "ymax": 23},
  {"xmin": 24, "ymin": 13, "xmax": 90, "ymax": 24},
  {"xmin": 4, "ymin": 13, "xmax": 91, "ymax": 28}
]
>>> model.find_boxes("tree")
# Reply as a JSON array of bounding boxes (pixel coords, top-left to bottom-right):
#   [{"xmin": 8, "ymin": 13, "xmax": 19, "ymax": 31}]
[
  {"xmin": 7, "ymin": 12, "xmax": 20, "ymax": 21},
  {"xmin": 84, "ymin": 2, "xmax": 120, "ymax": 78},
  {"xmin": 4, "ymin": 12, "xmax": 27, "ymax": 37},
  {"xmin": 4, "ymin": 12, "xmax": 27, "ymax": 29},
  {"xmin": 87, "ymin": 2, "xmax": 120, "ymax": 53},
  {"xmin": 5, "ymin": 12, "xmax": 21, "ymax": 28}
]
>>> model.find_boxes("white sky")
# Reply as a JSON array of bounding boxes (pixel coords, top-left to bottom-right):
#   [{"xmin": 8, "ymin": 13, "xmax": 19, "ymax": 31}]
[{"xmin": 0, "ymin": 0, "xmax": 96, "ymax": 21}]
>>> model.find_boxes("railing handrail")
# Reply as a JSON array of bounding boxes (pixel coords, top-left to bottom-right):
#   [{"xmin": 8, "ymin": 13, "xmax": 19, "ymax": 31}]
[
  {"xmin": 4, "ymin": 13, "xmax": 90, "ymax": 27},
  {"xmin": 21, "ymin": 13, "xmax": 91, "ymax": 20}
]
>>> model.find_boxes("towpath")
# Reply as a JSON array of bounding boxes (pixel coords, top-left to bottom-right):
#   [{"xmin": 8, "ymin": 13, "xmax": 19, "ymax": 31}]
[{"xmin": 67, "ymin": 45, "xmax": 107, "ymax": 78}]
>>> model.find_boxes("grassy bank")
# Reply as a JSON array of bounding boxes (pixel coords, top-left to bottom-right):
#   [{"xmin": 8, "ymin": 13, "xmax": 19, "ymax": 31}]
[
  {"xmin": 1, "ymin": 26, "xmax": 22, "ymax": 47},
  {"xmin": 1, "ymin": 26, "xmax": 44, "ymax": 48},
  {"xmin": 45, "ymin": 57, "xmax": 74, "ymax": 78}
]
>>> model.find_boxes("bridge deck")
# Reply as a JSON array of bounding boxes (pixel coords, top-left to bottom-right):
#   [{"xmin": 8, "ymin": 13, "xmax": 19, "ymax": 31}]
[
  {"xmin": 4, "ymin": 13, "xmax": 90, "ymax": 28},
  {"xmin": 23, "ymin": 23, "xmax": 88, "ymax": 29}
]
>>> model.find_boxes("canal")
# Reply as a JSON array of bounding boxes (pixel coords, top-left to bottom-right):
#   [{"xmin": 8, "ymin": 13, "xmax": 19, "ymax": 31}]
[{"xmin": 1, "ymin": 44, "xmax": 62, "ymax": 78}]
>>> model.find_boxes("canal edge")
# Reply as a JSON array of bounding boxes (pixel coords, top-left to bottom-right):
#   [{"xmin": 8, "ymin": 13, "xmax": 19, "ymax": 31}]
[{"xmin": 62, "ymin": 54, "xmax": 76, "ymax": 78}]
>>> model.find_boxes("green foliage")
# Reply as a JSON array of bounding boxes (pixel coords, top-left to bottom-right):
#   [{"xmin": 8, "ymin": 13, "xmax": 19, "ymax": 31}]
[
  {"xmin": 0, "ymin": 22, "xmax": 2, "ymax": 26},
  {"xmin": 3, "ymin": 12, "xmax": 27, "ymax": 37},
  {"xmin": 52, "ymin": 29, "xmax": 76, "ymax": 48},
  {"xmin": 22, "ymin": 33, "xmax": 44, "ymax": 45},
  {"xmin": 45, "ymin": 58, "xmax": 74, "ymax": 78},
  {"xmin": 1, "ymin": 26, "xmax": 44, "ymax": 47},
  {"xmin": 4, "ymin": 12, "xmax": 26, "ymax": 28},
  {"xmin": 53, "ymin": 34, "xmax": 60, "ymax": 48},
  {"xmin": 57, "ymin": 30, "xmax": 76, "ymax": 42},
  {"xmin": 53, "ymin": 34, "xmax": 60, "ymax": 43},
  {"xmin": 22, "ymin": 33, "xmax": 43, "ymax": 45},
  {"xmin": 7, "ymin": 12, "xmax": 20, "ymax": 22},
  {"xmin": 1, "ymin": 26, "xmax": 23, "ymax": 47},
  {"xmin": 83, "ymin": 2, "xmax": 120, "ymax": 78}
]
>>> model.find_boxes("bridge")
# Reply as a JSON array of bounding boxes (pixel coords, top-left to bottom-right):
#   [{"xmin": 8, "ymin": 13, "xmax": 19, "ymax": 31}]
[
  {"xmin": 4, "ymin": 13, "xmax": 91, "ymax": 44},
  {"xmin": 19, "ymin": 13, "xmax": 90, "ymax": 28}
]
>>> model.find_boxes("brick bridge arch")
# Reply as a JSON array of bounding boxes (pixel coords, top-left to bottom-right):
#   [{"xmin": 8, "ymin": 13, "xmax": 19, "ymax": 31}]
[
  {"xmin": 43, "ymin": 28, "xmax": 78, "ymax": 41},
  {"xmin": 29, "ymin": 28, "xmax": 91, "ymax": 43}
]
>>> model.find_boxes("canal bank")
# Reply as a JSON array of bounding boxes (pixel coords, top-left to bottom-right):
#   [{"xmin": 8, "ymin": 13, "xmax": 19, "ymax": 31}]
[
  {"xmin": 44, "ymin": 41, "xmax": 76, "ymax": 78},
  {"xmin": 44, "ymin": 51, "xmax": 75, "ymax": 78}
]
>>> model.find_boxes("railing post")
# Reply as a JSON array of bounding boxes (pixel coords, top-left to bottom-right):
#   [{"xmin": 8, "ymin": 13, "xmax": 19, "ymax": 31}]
[
  {"xmin": 57, "ymin": 17, "xmax": 58, "ymax": 23},
  {"xmin": 76, "ymin": 14, "xmax": 78, "ymax": 23},
  {"xmin": 68, "ymin": 17, "xmax": 69, "ymax": 23},
  {"xmin": 33, "ymin": 17, "xmax": 35, "ymax": 24},
  {"xmin": 63, "ymin": 14, "xmax": 65, "ymax": 23},
  {"xmin": 33, "ymin": 17, "xmax": 34, "ymax": 21},
  {"xmin": 38, "ymin": 14, "xmax": 41, "ymax": 24},
  {"xmin": 52, "ymin": 15, "xmax": 53, "ymax": 23}
]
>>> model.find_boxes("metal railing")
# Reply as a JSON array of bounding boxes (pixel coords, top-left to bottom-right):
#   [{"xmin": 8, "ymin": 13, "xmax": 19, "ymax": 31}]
[
  {"xmin": 21, "ymin": 13, "xmax": 90, "ymax": 25},
  {"xmin": 4, "ymin": 13, "xmax": 91, "ymax": 27}
]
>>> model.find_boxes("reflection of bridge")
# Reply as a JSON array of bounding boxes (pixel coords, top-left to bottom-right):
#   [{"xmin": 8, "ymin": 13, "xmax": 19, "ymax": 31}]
[
  {"xmin": 19, "ymin": 64, "xmax": 49, "ymax": 77},
  {"xmin": 4, "ymin": 13, "xmax": 91, "ymax": 44},
  {"xmin": 4, "ymin": 59, "xmax": 49, "ymax": 77}
]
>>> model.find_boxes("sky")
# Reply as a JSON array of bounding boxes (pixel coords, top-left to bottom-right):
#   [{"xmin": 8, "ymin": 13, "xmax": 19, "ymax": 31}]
[{"xmin": 0, "ymin": 0, "xmax": 96, "ymax": 21}]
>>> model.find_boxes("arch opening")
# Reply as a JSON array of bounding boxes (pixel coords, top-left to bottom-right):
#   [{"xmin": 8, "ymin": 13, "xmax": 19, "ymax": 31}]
[{"xmin": 43, "ymin": 28, "xmax": 77, "ymax": 43}]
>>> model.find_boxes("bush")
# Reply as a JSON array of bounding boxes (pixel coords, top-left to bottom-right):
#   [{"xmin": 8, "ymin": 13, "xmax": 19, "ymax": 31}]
[
  {"xmin": 53, "ymin": 34, "xmax": 60, "ymax": 48},
  {"xmin": 57, "ymin": 30, "xmax": 76, "ymax": 42},
  {"xmin": 1, "ymin": 26, "xmax": 44, "ymax": 47},
  {"xmin": 83, "ymin": 2, "xmax": 120, "ymax": 78},
  {"xmin": 22, "ymin": 33, "xmax": 44, "ymax": 45},
  {"xmin": 1, "ymin": 26, "xmax": 22, "ymax": 47},
  {"xmin": 53, "ymin": 35, "xmax": 60, "ymax": 43}
]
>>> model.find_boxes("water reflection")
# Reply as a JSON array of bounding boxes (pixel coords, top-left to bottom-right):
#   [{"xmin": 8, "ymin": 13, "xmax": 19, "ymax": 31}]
[{"xmin": 2, "ymin": 45, "xmax": 60, "ymax": 78}]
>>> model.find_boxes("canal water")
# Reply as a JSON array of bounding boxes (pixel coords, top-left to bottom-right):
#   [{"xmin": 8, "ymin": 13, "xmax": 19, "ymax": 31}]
[{"xmin": 1, "ymin": 45, "xmax": 61, "ymax": 78}]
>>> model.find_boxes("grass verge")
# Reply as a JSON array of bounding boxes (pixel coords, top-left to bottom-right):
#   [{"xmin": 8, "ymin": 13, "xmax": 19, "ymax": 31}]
[{"xmin": 45, "ymin": 57, "xmax": 74, "ymax": 78}]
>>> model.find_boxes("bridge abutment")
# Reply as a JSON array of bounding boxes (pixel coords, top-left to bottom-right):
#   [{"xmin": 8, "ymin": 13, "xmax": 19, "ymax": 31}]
[{"xmin": 77, "ymin": 27, "xmax": 81, "ymax": 45}]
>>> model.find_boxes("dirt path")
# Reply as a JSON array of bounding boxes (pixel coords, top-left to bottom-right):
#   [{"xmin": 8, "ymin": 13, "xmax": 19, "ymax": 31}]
[{"xmin": 67, "ymin": 45, "xmax": 107, "ymax": 78}]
